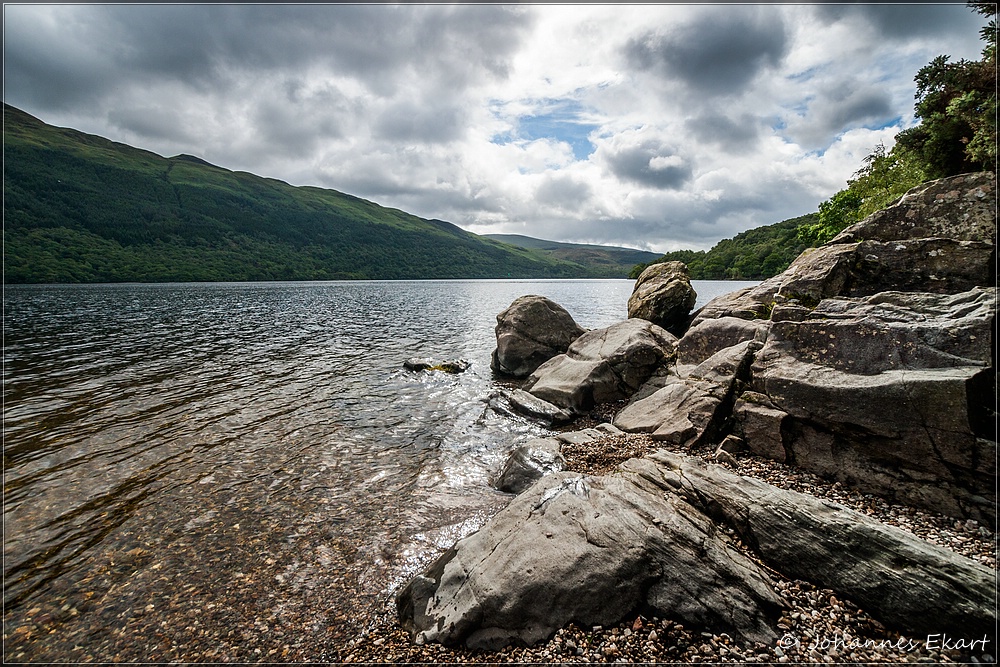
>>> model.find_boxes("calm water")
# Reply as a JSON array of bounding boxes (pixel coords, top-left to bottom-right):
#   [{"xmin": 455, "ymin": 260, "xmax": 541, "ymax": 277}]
[{"xmin": 3, "ymin": 279, "xmax": 755, "ymax": 661}]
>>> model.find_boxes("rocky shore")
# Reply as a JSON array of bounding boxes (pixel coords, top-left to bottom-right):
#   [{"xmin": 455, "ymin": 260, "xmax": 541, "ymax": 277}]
[
  {"xmin": 390, "ymin": 172, "xmax": 998, "ymax": 663},
  {"xmin": 341, "ymin": 429, "xmax": 995, "ymax": 664}
]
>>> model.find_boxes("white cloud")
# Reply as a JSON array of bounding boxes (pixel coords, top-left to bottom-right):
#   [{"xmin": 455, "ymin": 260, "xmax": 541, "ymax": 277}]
[{"xmin": 2, "ymin": 3, "xmax": 988, "ymax": 252}]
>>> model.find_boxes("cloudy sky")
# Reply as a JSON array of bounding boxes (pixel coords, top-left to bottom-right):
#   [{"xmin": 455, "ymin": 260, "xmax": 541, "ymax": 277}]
[{"xmin": 3, "ymin": 3, "xmax": 988, "ymax": 252}]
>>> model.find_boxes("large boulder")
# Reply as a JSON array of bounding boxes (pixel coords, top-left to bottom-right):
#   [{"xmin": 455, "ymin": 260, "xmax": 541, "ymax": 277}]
[
  {"xmin": 627, "ymin": 261, "xmax": 698, "ymax": 335},
  {"xmin": 491, "ymin": 296, "xmax": 586, "ymax": 378},
  {"xmin": 830, "ymin": 171, "xmax": 996, "ymax": 245},
  {"xmin": 691, "ymin": 171, "xmax": 997, "ymax": 325},
  {"xmin": 397, "ymin": 470, "xmax": 785, "ymax": 651},
  {"xmin": 627, "ymin": 452, "xmax": 997, "ymax": 640},
  {"xmin": 745, "ymin": 287, "xmax": 997, "ymax": 520},
  {"xmin": 521, "ymin": 318, "xmax": 677, "ymax": 415},
  {"xmin": 399, "ymin": 450, "xmax": 996, "ymax": 652},
  {"xmin": 679, "ymin": 172, "xmax": 997, "ymax": 520}
]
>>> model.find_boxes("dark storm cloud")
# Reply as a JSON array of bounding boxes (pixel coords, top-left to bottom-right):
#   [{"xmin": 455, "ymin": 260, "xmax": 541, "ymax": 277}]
[
  {"xmin": 684, "ymin": 113, "xmax": 762, "ymax": 152},
  {"xmin": 785, "ymin": 82, "xmax": 896, "ymax": 148},
  {"xmin": 815, "ymin": 4, "xmax": 986, "ymax": 40},
  {"xmin": 603, "ymin": 139, "xmax": 692, "ymax": 190},
  {"xmin": 623, "ymin": 7, "xmax": 789, "ymax": 95},
  {"xmin": 3, "ymin": 5, "xmax": 532, "ymax": 112},
  {"xmin": 373, "ymin": 99, "xmax": 467, "ymax": 144},
  {"xmin": 535, "ymin": 175, "xmax": 593, "ymax": 209}
]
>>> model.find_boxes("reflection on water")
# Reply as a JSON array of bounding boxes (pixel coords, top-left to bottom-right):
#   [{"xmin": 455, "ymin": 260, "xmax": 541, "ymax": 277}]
[{"xmin": 3, "ymin": 279, "xmax": 755, "ymax": 660}]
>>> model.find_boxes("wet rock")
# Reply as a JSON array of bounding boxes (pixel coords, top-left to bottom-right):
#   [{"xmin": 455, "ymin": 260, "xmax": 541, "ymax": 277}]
[
  {"xmin": 522, "ymin": 319, "xmax": 677, "ymax": 415},
  {"xmin": 403, "ymin": 358, "xmax": 471, "ymax": 373},
  {"xmin": 627, "ymin": 261, "xmax": 698, "ymax": 336},
  {"xmin": 495, "ymin": 438, "xmax": 565, "ymax": 494},
  {"xmin": 491, "ymin": 295, "xmax": 587, "ymax": 378},
  {"xmin": 505, "ymin": 389, "xmax": 574, "ymax": 427},
  {"xmin": 397, "ymin": 471, "xmax": 784, "ymax": 651},
  {"xmin": 628, "ymin": 451, "xmax": 997, "ymax": 640}
]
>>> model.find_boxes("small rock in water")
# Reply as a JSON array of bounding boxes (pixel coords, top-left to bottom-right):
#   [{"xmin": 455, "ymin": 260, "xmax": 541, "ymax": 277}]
[{"xmin": 403, "ymin": 358, "xmax": 470, "ymax": 373}]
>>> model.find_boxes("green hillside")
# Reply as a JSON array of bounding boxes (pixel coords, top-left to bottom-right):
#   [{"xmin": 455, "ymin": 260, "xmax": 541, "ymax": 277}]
[
  {"xmin": 3, "ymin": 104, "xmax": 595, "ymax": 283},
  {"xmin": 484, "ymin": 234, "xmax": 661, "ymax": 278},
  {"xmin": 629, "ymin": 212, "xmax": 819, "ymax": 280}
]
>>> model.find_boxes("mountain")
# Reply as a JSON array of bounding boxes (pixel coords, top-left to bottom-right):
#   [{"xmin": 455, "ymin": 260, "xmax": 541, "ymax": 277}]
[
  {"xmin": 3, "ymin": 104, "xmax": 599, "ymax": 283},
  {"xmin": 483, "ymin": 234, "xmax": 661, "ymax": 277}
]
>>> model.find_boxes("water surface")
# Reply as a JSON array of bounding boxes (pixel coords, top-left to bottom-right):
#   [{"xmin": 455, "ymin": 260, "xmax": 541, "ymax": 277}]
[{"xmin": 3, "ymin": 279, "xmax": 756, "ymax": 661}]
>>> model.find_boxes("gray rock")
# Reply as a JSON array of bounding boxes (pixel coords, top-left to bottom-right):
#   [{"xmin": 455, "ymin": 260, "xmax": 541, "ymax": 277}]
[
  {"xmin": 554, "ymin": 428, "xmax": 604, "ymax": 446},
  {"xmin": 628, "ymin": 451, "xmax": 997, "ymax": 639},
  {"xmin": 397, "ymin": 471, "xmax": 784, "ymax": 650},
  {"xmin": 747, "ymin": 287, "xmax": 997, "ymax": 520},
  {"xmin": 614, "ymin": 340, "xmax": 758, "ymax": 448},
  {"xmin": 677, "ymin": 316, "xmax": 769, "ymax": 368},
  {"xmin": 830, "ymin": 171, "xmax": 996, "ymax": 246},
  {"xmin": 505, "ymin": 389, "xmax": 575, "ymax": 427},
  {"xmin": 522, "ymin": 319, "xmax": 677, "ymax": 414},
  {"xmin": 491, "ymin": 296, "xmax": 586, "ymax": 378},
  {"xmin": 494, "ymin": 438, "xmax": 565, "ymax": 494},
  {"xmin": 627, "ymin": 261, "xmax": 698, "ymax": 335},
  {"xmin": 691, "ymin": 172, "xmax": 997, "ymax": 326},
  {"xmin": 848, "ymin": 238, "xmax": 995, "ymax": 297},
  {"xmin": 773, "ymin": 242, "xmax": 860, "ymax": 307}
]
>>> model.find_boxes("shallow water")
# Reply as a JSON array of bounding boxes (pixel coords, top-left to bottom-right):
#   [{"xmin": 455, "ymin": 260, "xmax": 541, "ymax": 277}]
[{"xmin": 3, "ymin": 279, "xmax": 756, "ymax": 661}]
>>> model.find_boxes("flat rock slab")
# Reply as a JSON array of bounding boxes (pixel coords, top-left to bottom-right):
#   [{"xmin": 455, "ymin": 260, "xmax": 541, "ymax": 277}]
[
  {"xmin": 627, "ymin": 451, "xmax": 997, "ymax": 640},
  {"xmin": 398, "ymin": 471, "xmax": 784, "ymax": 651}
]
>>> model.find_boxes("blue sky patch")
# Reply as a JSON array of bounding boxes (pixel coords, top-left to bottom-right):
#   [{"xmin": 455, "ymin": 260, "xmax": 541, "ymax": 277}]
[{"xmin": 492, "ymin": 99, "xmax": 600, "ymax": 161}]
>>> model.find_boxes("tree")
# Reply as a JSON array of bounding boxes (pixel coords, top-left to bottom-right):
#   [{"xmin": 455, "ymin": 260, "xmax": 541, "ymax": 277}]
[{"xmin": 894, "ymin": 2, "xmax": 997, "ymax": 176}]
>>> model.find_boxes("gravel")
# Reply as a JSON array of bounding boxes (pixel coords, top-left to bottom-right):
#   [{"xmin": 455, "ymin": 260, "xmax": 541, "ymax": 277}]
[
  {"xmin": 341, "ymin": 428, "xmax": 997, "ymax": 664},
  {"xmin": 5, "ymin": 420, "xmax": 995, "ymax": 664}
]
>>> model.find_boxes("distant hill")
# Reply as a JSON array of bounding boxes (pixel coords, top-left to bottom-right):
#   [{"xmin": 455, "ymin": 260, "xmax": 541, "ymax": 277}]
[
  {"xmin": 629, "ymin": 212, "xmax": 820, "ymax": 280},
  {"xmin": 484, "ymin": 234, "xmax": 661, "ymax": 277},
  {"xmin": 3, "ymin": 104, "xmax": 602, "ymax": 283}
]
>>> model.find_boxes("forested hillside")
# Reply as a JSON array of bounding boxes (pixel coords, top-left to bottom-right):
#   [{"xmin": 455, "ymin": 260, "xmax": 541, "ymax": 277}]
[
  {"xmin": 3, "ymin": 105, "xmax": 595, "ymax": 283},
  {"xmin": 629, "ymin": 213, "xmax": 817, "ymax": 280}
]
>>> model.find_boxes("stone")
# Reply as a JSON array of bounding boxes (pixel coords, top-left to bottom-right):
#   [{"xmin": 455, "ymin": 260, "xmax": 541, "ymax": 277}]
[
  {"xmin": 491, "ymin": 295, "xmax": 586, "ymax": 378},
  {"xmin": 522, "ymin": 319, "xmax": 677, "ymax": 414},
  {"xmin": 747, "ymin": 287, "xmax": 997, "ymax": 520},
  {"xmin": 717, "ymin": 434, "xmax": 746, "ymax": 455},
  {"xmin": 691, "ymin": 172, "xmax": 997, "ymax": 328},
  {"xmin": 614, "ymin": 341, "xmax": 759, "ymax": 448},
  {"xmin": 773, "ymin": 243, "xmax": 860, "ymax": 307},
  {"xmin": 495, "ymin": 438, "xmax": 565, "ymax": 494},
  {"xmin": 629, "ymin": 451, "xmax": 997, "ymax": 639},
  {"xmin": 505, "ymin": 389, "xmax": 575, "ymax": 427},
  {"xmin": 677, "ymin": 316, "xmax": 769, "ymax": 368},
  {"xmin": 627, "ymin": 261, "xmax": 698, "ymax": 336},
  {"xmin": 830, "ymin": 171, "xmax": 996, "ymax": 246},
  {"xmin": 403, "ymin": 358, "xmax": 470, "ymax": 373},
  {"xmin": 847, "ymin": 238, "xmax": 995, "ymax": 297},
  {"xmin": 396, "ymin": 471, "xmax": 784, "ymax": 651},
  {"xmin": 554, "ymin": 428, "xmax": 604, "ymax": 446}
]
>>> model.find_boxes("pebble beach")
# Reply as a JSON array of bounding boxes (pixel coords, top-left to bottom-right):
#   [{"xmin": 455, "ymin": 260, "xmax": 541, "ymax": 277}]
[{"xmin": 337, "ymin": 420, "xmax": 997, "ymax": 665}]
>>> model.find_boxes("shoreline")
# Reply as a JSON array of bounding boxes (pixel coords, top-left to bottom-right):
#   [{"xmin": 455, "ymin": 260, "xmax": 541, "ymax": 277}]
[{"xmin": 338, "ymin": 425, "xmax": 996, "ymax": 664}]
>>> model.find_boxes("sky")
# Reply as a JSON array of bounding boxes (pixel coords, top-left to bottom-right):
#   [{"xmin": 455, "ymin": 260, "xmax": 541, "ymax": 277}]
[{"xmin": 2, "ymin": 3, "xmax": 989, "ymax": 253}]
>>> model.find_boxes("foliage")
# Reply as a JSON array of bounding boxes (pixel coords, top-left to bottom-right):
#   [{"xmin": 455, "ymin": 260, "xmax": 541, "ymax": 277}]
[
  {"xmin": 3, "ymin": 105, "xmax": 618, "ymax": 284},
  {"xmin": 894, "ymin": 2, "xmax": 996, "ymax": 177},
  {"xmin": 796, "ymin": 144, "xmax": 927, "ymax": 245},
  {"xmin": 629, "ymin": 213, "xmax": 817, "ymax": 280},
  {"xmin": 801, "ymin": 2, "xmax": 995, "ymax": 247}
]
